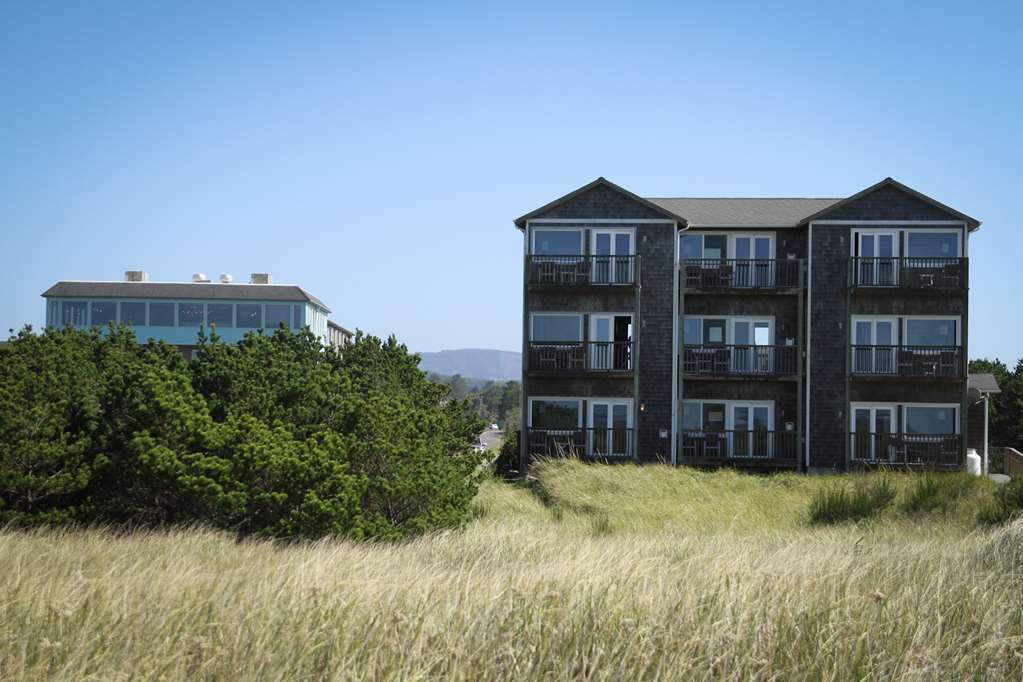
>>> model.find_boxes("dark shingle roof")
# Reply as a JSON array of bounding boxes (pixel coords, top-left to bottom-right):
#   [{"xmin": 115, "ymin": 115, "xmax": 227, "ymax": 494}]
[
  {"xmin": 646, "ymin": 198, "xmax": 843, "ymax": 228},
  {"xmin": 41, "ymin": 281, "xmax": 330, "ymax": 313},
  {"xmin": 969, "ymin": 373, "xmax": 1001, "ymax": 394}
]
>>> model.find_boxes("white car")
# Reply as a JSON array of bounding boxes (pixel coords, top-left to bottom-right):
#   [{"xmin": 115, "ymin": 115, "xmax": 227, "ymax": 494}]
[
  {"xmin": 490, "ymin": 423, "xmax": 499, "ymax": 430},
  {"xmin": 472, "ymin": 437, "xmax": 487, "ymax": 453}
]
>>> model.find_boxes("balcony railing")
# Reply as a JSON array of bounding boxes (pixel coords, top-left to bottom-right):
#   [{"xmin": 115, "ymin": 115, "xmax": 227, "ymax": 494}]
[
  {"xmin": 681, "ymin": 259, "xmax": 801, "ymax": 289},
  {"xmin": 681, "ymin": 345, "xmax": 799, "ymax": 377},
  {"xmin": 678, "ymin": 430, "xmax": 798, "ymax": 462},
  {"xmin": 850, "ymin": 345, "xmax": 962, "ymax": 378},
  {"xmin": 526, "ymin": 428, "xmax": 634, "ymax": 459},
  {"xmin": 527, "ymin": 341, "xmax": 633, "ymax": 373},
  {"xmin": 849, "ymin": 433, "xmax": 962, "ymax": 468},
  {"xmin": 848, "ymin": 257, "xmax": 967, "ymax": 289},
  {"xmin": 526, "ymin": 255, "xmax": 638, "ymax": 287}
]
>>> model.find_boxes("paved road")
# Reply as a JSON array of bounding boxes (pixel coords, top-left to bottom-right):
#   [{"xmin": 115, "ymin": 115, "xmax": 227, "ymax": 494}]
[{"xmin": 480, "ymin": 429, "xmax": 504, "ymax": 451}]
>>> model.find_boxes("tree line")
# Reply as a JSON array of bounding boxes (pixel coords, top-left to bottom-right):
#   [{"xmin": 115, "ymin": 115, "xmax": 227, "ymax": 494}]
[
  {"xmin": 0, "ymin": 325, "xmax": 485, "ymax": 540},
  {"xmin": 969, "ymin": 358, "xmax": 1023, "ymax": 453}
]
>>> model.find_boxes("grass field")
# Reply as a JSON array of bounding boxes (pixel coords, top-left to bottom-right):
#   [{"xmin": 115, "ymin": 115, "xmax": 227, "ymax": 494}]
[{"xmin": 2, "ymin": 460, "xmax": 1022, "ymax": 680}]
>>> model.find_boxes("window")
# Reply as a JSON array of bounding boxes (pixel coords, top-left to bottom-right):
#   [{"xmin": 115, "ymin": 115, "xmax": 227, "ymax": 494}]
[
  {"xmin": 292, "ymin": 305, "xmax": 303, "ymax": 329},
  {"xmin": 119, "ymin": 301, "xmax": 147, "ymax": 326},
  {"xmin": 682, "ymin": 401, "xmax": 702, "ymax": 430},
  {"xmin": 906, "ymin": 232, "xmax": 958, "ymax": 258},
  {"xmin": 530, "ymin": 399, "xmax": 581, "ymax": 430},
  {"xmin": 680, "ymin": 234, "xmax": 702, "ymax": 259},
  {"xmin": 150, "ymin": 302, "xmax": 175, "ymax": 326},
  {"xmin": 852, "ymin": 318, "xmax": 896, "ymax": 374},
  {"xmin": 178, "ymin": 302, "xmax": 204, "ymax": 326},
  {"xmin": 207, "ymin": 303, "xmax": 233, "ymax": 328},
  {"xmin": 61, "ymin": 301, "xmax": 87, "ymax": 326},
  {"xmin": 90, "ymin": 301, "xmax": 116, "ymax": 326},
  {"xmin": 531, "ymin": 314, "xmax": 581, "ymax": 341},
  {"xmin": 47, "ymin": 300, "xmax": 59, "ymax": 326},
  {"xmin": 702, "ymin": 235, "xmax": 726, "ymax": 259},
  {"xmin": 905, "ymin": 406, "xmax": 956, "ymax": 435},
  {"xmin": 237, "ymin": 303, "xmax": 261, "ymax": 328},
  {"xmin": 533, "ymin": 230, "xmax": 582, "ymax": 256},
  {"xmin": 265, "ymin": 304, "xmax": 290, "ymax": 329},
  {"xmin": 590, "ymin": 401, "xmax": 631, "ymax": 456},
  {"xmin": 906, "ymin": 319, "xmax": 956, "ymax": 346},
  {"xmin": 683, "ymin": 318, "xmax": 702, "ymax": 346}
]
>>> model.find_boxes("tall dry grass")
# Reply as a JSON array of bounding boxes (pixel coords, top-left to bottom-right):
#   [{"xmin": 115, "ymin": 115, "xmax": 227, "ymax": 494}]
[{"xmin": 1, "ymin": 460, "xmax": 1021, "ymax": 680}]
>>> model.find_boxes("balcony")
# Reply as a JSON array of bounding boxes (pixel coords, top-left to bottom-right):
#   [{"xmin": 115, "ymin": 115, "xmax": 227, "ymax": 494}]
[
  {"xmin": 848, "ymin": 257, "xmax": 967, "ymax": 290},
  {"xmin": 526, "ymin": 255, "xmax": 638, "ymax": 288},
  {"xmin": 681, "ymin": 259, "xmax": 801, "ymax": 291},
  {"xmin": 678, "ymin": 430, "xmax": 798, "ymax": 466},
  {"xmin": 527, "ymin": 341, "xmax": 633, "ymax": 375},
  {"xmin": 850, "ymin": 346, "xmax": 963, "ymax": 379},
  {"xmin": 526, "ymin": 428, "xmax": 634, "ymax": 459},
  {"xmin": 849, "ymin": 433, "xmax": 962, "ymax": 468},
  {"xmin": 681, "ymin": 345, "xmax": 799, "ymax": 378}
]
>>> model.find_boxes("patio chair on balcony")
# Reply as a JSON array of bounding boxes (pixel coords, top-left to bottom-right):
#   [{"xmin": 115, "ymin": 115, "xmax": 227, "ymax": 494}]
[
  {"xmin": 574, "ymin": 258, "xmax": 592, "ymax": 284},
  {"xmin": 536, "ymin": 261, "xmax": 557, "ymax": 285},
  {"xmin": 941, "ymin": 263, "xmax": 961, "ymax": 288},
  {"xmin": 939, "ymin": 349, "xmax": 959, "ymax": 377},
  {"xmin": 537, "ymin": 347, "xmax": 558, "ymax": 370},
  {"xmin": 567, "ymin": 344, "xmax": 586, "ymax": 370},
  {"xmin": 713, "ymin": 347, "xmax": 731, "ymax": 374},
  {"xmin": 684, "ymin": 264, "xmax": 703, "ymax": 288}
]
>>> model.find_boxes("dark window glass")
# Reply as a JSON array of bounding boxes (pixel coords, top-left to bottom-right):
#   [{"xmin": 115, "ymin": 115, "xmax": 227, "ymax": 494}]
[
  {"xmin": 237, "ymin": 303, "xmax": 262, "ymax": 328},
  {"xmin": 265, "ymin": 304, "xmax": 290, "ymax": 329},
  {"xmin": 91, "ymin": 301, "xmax": 116, "ymax": 326},
  {"xmin": 532, "ymin": 315, "xmax": 581, "ymax": 342},
  {"xmin": 682, "ymin": 402, "xmax": 701, "ymax": 429},
  {"xmin": 905, "ymin": 407, "xmax": 956, "ymax": 435},
  {"xmin": 907, "ymin": 232, "xmax": 958, "ymax": 258},
  {"xmin": 62, "ymin": 301, "xmax": 88, "ymax": 326},
  {"xmin": 293, "ymin": 305, "xmax": 302, "ymax": 329},
  {"xmin": 119, "ymin": 301, "xmax": 147, "ymax": 326},
  {"xmin": 702, "ymin": 403, "xmax": 726, "ymax": 431},
  {"xmin": 178, "ymin": 302, "xmax": 204, "ymax": 326},
  {"xmin": 207, "ymin": 303, "xmax": 233, "ymax": 327},
  {"xmin": 906, "ymin": 319, "xmax": 955, "ymax": 346},
  {"xmin": 703, "ymin": 235, "xmax": 727, "ymax": 259},
  {"xmin": 150, "ymin": 302, "xmax": 175, "ymax": 326},
  {"xmin": 680, "ymin": 234, "xmax": 702, "ymax": 259},
  {"xmin": 533, "ymin": 230, "xmax": 582, "ymax": 256},
  {"xmin": 530, "ymin": 400, "xmax": 580, "ymax": 430}
]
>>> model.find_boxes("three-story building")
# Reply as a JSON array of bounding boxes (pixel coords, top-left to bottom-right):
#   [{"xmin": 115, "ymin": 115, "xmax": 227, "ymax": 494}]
[{"xmin": 515, "ymin": 177, "xmax": 979, "ymax": 471}]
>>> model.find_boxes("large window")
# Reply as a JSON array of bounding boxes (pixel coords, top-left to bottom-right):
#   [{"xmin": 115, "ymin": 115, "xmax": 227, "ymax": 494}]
[
  {"xmin": 906, "ymin": 232, "xmax": 958, "ymax": 258},
  {"xmin": 237, "ymin": 303, "xmax": 262, "ymax": 328},
  {"xmin": 531, "ymin": 314, "xmax": 581, "ymax": 342},
  {"xmin": 207, "ymin": 303, "xmax": 233, "ymax": 327},
  {"xmin": 178, "ymin": 302, "xmax": 204, "ymax": 326},
  {"xmin": 119, "ymin": 301, "xmax": 147, "ymax": 326},
  {"xmin": 905, "ymin": 406, "xmax": 957, "ymax": 435},
  {"xmin": 905, "ymin": 319, "xmax": 956, "ymax": 346},
  {"xmin": 533, "ymin": 230, "xmax": 582, "ymax": 256},
  {"xmin": 292, "ymin": 305, "xmax": 303, "ymax": 329},
  {"xmin": 530, "ymin": 399, "xmax": 581, "ymax": 430},
  {"xmin": 680, "ymin": 234, "xmax": 727, "ymax": 260},
  {"xmin": 61, "ymin": 301, "xmax": 87, "ymax": 326},
  {"xmin": 265, "ymin": 304, "xmax": 291, "ymax": 329},
  {"xmin": 90, "ymin": 301, "xmax": 116, "ymax": 326},
  {"xmin": 150, "ymin": 302, "xmax": 175, "ymax": 326}
]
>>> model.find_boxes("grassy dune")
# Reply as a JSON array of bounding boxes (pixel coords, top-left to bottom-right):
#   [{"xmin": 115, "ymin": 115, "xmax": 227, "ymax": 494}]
[{"xmin": 2, "ymin": 460, "xmax": 1022, "ymax": 680}]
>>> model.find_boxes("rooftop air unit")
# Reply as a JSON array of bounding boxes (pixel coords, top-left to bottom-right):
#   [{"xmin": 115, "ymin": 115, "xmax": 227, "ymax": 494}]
[
  {"xmin": 124, "ymin": 270, "xmax": 149, "ymax": 282},
  {"xmin": 192, "ymin": 273, "xmax": 211, "ymax": 283},
  {"xmin": 250, "ymin": 272, "xmax": 272, "ymax": 284},
  {"xmin": 219, "ymin": 273, "xmax": 233, "ymax": 284}
]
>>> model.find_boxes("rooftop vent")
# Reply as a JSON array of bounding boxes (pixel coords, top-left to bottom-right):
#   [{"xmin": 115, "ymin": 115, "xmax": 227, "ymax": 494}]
[
  {"xmin": 192, "ymin": 273, "xmax": 211, "ymax": 283},
  {"xmin": 219, "ymin": 273, "xmax": 233, "ymax": 284},
  {"xmin": 124, "ymin": 270, "xmax": 149, "ymax": 282},
  {"xmin": 250, "ymin": 272, "xmax": 272, "ymax": 284}
]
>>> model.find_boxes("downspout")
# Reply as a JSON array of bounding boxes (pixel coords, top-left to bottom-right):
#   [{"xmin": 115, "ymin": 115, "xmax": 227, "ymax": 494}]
[
  {"xmin": 983, "ymin": 394, "xmax": 990, "ymax": 475},
  {"xmin": 671, "ymin": 219, "xmax": 690, "ymax": 466},
  {"xmin": 805, "ymin": 222, "xmax": 813, "ymax": 470}
]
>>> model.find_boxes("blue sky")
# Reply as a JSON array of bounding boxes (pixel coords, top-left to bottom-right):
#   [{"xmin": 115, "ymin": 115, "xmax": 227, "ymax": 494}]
[{"xmin": 3, "ymin": 1, "xmax": 1021, "ymax": 359}]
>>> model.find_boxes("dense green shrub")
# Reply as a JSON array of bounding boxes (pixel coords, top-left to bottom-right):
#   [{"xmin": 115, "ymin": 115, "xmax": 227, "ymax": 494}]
[
  {"xmin": 0, "ymin": 325, "xmax": 484, "ymax": 539},
  {"xmin": 808, "ymin": 476, "xmax": 896, "ymax": 525},
  {"xmin": 977, "ymin": 476, "xmax": 1023, "ymax": 526}
]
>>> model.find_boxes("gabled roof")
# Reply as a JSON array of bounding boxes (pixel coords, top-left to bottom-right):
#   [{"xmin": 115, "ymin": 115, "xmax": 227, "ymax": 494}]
[
  {"xmin": 41, "ymin": 281, "xmax": 330, "ymax": 312},
  {"xmin": 647, "ymin": 198, "xmax": 842, "ymax": 228},
  {"xmin": 513, "ymin": 177, "xmax": 689, "ymax": 229},
  {"xmin": 797, "ymin": 177, "xmax": 982, "ymax": 231}
]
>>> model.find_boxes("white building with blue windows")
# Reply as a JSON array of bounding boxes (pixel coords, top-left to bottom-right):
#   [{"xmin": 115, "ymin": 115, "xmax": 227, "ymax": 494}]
[{"xmin": 42, "ymin": 271, "xmax": 352, "ymax": 354}]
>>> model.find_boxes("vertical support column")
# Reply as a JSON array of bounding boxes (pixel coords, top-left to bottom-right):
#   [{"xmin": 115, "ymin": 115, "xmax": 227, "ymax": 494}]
[
  {"xmin": 961, "ymin": 255, "xmax": 970, "ymax": 465},
  {"xmin": 519, "ymin": 235, "xmax": 530, "ymax": 472},
  {"xmin": 632, "ymin": 254, "xmax": 641, "ymax": 461},
  {"xmin": 796, "ymin": 258, "xmax": 804, "ymax": 472}
]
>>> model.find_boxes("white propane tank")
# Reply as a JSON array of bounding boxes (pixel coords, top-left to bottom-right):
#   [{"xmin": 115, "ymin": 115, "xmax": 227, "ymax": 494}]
[{"xmin": 966, "ymin": 449, "xmax": 982, "ymax": 476}]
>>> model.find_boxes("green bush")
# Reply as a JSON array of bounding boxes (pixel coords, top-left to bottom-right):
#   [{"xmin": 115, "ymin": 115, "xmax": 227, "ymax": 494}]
[
  {"xmin": 0, "ymin": 325, "xmax": 484, "ymax": 539},
  {"xmin": 977, "ymin": 476, "xmax": 1023, "ymax": 526},
  {"xmin": 901, "ymin": 472, "xmax": 984, "ymax": 515},
  {"xmin": 808, "ymin": 476, "xmax": 896, "ymax": 525}
]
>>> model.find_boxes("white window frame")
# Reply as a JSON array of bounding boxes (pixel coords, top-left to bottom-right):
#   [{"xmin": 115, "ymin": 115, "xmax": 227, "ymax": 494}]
[
  {"xmin": 526, "ymin": 397, "xmax": 584, "ymax": 431},
  {"xmin": 727, "ymin": 233, "xmax": 775, "ymax": 260},
  {"xmin": 902, "ymin": 403, "xmax": 960, "ymax": 435},
  {"xmin": 681, "ymin": 316, "xmax": 775, "ymax": 346},
  {"xmin": 529, "ymin": 312, "xmax": 583, "ymax": 342},
  {"xmin": 902, "ymin": 315, "xmax": 961, "ymax": 347},
  {"xmin": 849, "ymin": 402, "xmax": 898, "ymax": 461},
  {"xmin": 587, "ymin": 398, "xmax": 634, "ymax": 457},
  {"xmin": 530, "ymin": 227, "xmax": 584, "ymax": 256},
  {"xmin": 903, "ymin": 229, "xmax": 963, "ymax": 258}
]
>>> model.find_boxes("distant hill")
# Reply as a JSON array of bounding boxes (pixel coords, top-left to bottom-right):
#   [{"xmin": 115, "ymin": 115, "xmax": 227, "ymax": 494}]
[{"xmin": 417, "ymin": 349, "xmax": 521, "ymax": 383}]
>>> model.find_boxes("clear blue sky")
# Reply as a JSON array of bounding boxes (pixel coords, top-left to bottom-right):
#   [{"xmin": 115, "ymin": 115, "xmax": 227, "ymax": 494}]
[{"xmin": 3, "ymin": 1, "xmax": 1021, "ymax": 360}]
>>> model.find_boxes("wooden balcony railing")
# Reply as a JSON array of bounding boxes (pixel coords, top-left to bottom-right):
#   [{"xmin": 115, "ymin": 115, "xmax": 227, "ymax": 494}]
[
  {"xmin": 526, "ymin": 428, "xmax": 634, "ymax": 459},
  {"xmin": 527, "ymin": 341, "xmax": 633, "ymax": 373},
  {"xmin": 681, "ymin": 259, "xmax": 801, "ymax": 289},
  {"xmin": 678, "ymin": 430, "xmax": 798, "ymax": 462},
  {"xmin": 526, "ymin": 255, "xmax": 638, "ymax": 286},
  {"xmin": 848, "ymin": 257, "xmax": 967, "ymax": 289},
  {"xmin": 850, "ymin": 345, "xmax": 962, "ymax": 378},
  {"xmin": 681, "ymin": 345, "xmax": 799, "ymax": 377},
  {"xmin": 849, "ymin": 433, "xmax": 962, "ymax": 468}
]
